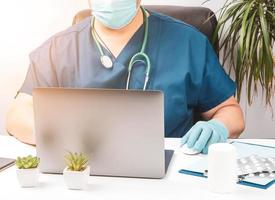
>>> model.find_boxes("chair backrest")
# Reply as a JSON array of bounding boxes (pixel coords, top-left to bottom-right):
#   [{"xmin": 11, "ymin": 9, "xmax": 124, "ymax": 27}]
[{"xmin": 72, "ymin": 5, "xmax": 219, "ymax": 53}]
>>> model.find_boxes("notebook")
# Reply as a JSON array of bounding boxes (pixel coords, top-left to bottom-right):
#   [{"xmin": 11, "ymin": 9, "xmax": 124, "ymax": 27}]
[{"xmin": 0, "ymin": 157, "xmax": 15, "ymax": 172}]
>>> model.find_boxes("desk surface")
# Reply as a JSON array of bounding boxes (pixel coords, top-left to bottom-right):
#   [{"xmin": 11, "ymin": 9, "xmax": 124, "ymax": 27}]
[{"xmin": 0, "ymin": 136, "xmax": 274, "ymax": 200}]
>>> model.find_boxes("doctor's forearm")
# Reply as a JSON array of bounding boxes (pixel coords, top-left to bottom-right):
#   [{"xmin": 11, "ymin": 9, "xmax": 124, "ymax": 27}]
[
  {"xmin": 5, "ymin": 93, "xmax": 35, "ymax": 145},
  {"xmin": 6, "ymin": 116, "xmax": 35, "ymax": 145},
  {"xmin": 211, "ymin": 105, "xmax": 245, "ymax": 139}
]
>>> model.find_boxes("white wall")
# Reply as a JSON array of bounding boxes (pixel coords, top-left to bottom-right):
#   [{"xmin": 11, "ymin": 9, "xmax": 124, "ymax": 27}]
[
  {"xmin": 0, "ymin": 0, "xmax": 274, "ymax": 138},
  {"xmin": 0, "ymin": 0, "xmax": 88, "ymax": 136}
]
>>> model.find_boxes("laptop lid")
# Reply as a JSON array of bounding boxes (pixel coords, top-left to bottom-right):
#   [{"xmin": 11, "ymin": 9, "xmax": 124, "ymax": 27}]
[{"xmin": 33, "ymin": 88, "xmax": 165, "ymax": 178}]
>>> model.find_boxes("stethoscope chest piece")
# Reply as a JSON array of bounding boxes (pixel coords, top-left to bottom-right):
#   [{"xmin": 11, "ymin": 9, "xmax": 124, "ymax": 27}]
[{"xmin": 100, "ymin": 55, "xmax": 113, "ymax": 69}]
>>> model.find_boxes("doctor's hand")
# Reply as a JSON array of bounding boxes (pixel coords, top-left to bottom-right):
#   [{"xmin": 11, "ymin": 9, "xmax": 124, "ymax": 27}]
[{"xmin": 181, "ymin": 119, "xmax": 229, "ymax": 154}]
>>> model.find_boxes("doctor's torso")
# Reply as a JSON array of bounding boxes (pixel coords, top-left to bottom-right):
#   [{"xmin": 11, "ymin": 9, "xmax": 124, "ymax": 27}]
[{"xmin": 20, "ymin": 11, "xmax": 235, "ymax": 137}]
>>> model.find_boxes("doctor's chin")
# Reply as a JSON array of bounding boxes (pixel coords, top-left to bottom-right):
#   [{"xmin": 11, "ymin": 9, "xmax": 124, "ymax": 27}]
[{"xmin": 1, "ymin": 0, "xmax": 275, "ymax": 198}]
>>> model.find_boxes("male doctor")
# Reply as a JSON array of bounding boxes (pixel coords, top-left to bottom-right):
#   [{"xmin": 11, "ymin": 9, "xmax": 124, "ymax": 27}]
[{"xmin": 6, "ymin": 0, "xmax": 244, "ymax": 154}]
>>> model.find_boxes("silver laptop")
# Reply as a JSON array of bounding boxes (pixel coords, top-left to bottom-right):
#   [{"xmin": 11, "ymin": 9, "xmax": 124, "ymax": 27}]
[{"xmin": 33, "ymin": 88, "xmax": 165, "ymax": 178}]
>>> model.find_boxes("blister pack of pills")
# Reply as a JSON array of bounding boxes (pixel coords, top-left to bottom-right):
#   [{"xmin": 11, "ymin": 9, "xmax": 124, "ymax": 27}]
[{"xmin": 237, "ymin": 155, "xmax": 275, "ymax": 180}]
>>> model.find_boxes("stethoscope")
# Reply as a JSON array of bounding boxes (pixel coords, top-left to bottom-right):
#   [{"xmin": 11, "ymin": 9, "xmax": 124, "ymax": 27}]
[{"xmin": 91, "ymin": 7, "xmax": 151, "ymax": 91}]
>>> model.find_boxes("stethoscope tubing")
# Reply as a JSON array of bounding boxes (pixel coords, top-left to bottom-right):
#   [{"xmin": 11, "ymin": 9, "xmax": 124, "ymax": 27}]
[{"xmin": 91, "ymin": 7, "xmax": 151, "ymax": 91}]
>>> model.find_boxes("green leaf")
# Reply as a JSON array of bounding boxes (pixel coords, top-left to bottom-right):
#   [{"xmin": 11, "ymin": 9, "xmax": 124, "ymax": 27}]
[
  {"xmin": 15, "ymin": 156, "xmax": 40, "ymax": 169},
  {"xmin": 64, "ymin": 152, "xmax": 89, "ymax": 171},
  {"xmin": 212, "ymin": 0, "xmax": 275, "ymax": 105},
  {"xmin": 240, "ymin": 1, "xmax": 255, "ymax": 57},
  {"xmin": 259, "ymin": 4, "xmax": 273, "ymax": 66}
]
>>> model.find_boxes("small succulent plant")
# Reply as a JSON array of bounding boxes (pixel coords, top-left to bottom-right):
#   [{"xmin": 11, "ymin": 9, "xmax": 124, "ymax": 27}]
[
  {"xmin": 64, "ymin": 152, "xmax": 88, "ymax": 171},
  {"xmin": 15, "ymin": 155, "xmax": 40, "ymax": 169}
]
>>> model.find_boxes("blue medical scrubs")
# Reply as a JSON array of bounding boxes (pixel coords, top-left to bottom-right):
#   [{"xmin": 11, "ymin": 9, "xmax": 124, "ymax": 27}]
[{"xmin": 19, "ymin": 11, "xmax": 236, "ymax": 137}]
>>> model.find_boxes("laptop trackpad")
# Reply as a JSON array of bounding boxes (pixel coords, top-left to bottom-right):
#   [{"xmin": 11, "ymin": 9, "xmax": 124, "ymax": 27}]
[{"xmin": 165, "ymin": 150, "xmax": 174, "ymax": 173}]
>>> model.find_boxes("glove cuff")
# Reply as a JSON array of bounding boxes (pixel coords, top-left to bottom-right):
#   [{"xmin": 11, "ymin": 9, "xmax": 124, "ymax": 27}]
[{"xmin": 208, "ymin": 119, "xmax": 229, "ymax": 140}]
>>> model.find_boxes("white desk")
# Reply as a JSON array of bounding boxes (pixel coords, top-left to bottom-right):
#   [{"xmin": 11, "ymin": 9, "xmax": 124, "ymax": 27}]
[{"xmin": 0, "ymin": 135, "xmax": 274, "ymax": 200}]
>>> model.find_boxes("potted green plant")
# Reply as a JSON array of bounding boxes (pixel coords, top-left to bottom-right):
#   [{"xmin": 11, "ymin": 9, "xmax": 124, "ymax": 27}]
[
  {"xmin": 15, "ymin": 155, "xmax": 40, "ymax": 187},
  {"xmin": 206, "ymin": 0, "xmax": 275, "ymax": 105},
  {"xmin": 63, "ymin": 152, "xmax": 90, "ymax": 190}
]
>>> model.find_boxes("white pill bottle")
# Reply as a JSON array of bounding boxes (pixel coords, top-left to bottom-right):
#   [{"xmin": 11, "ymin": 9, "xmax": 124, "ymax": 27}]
[{"xmin": 208, "ymin": 143, "xmax": 237, "ymax": 193}]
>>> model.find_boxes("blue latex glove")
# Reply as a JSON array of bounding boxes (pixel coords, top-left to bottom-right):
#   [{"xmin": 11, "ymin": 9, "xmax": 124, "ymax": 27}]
[{"xmin": 181, "ymin": 119, "xmax": 229, "ymax": 154}]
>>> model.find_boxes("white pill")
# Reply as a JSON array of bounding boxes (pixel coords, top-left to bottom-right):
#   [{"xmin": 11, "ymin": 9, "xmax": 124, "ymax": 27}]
[
  {"xmin": 259, "ymin": 174, "xmax": 266, "ymax": 178},
  {"xmin": 256, "ymin": 167, "xmax": 263, "ymax": 171}
]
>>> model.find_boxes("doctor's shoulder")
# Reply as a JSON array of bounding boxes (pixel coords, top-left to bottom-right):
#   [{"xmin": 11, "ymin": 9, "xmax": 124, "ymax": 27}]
[
  {"xmin": 151, "ymin": 11, "xmax": 209, "ymax": 46},
  {"xmin": 29, "ymin": 17, "xmax": 92, "ymax": 59}
]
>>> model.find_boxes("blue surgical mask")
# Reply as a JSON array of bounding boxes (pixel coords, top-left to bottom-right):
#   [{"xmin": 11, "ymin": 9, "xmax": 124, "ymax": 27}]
[{"xmin": 91, "ymin": 0, "xmax": 138, "ymax": 29}]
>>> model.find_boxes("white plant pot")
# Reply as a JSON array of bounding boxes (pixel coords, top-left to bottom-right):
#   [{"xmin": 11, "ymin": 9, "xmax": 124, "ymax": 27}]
[
  {"xmin": 16, "ymin": 168, "xmax": 39, "ymax": 188},
  {"xmin": 63, "ymin": 166, "xmax": 90, "ymax": 190}
]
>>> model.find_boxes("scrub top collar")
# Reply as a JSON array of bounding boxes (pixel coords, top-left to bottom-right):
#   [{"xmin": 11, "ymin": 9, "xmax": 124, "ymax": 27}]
[{"xmin": 90, "ymin": 13, "xmax": 153, "ymax": 70}]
